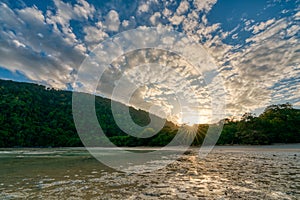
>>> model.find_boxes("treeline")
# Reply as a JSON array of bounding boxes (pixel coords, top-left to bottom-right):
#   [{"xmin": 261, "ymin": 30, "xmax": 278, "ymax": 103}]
[
  {"xmin": 0, "ymin": 79, "xmax": 299, "ymax": 147},
  {"xmin": 218, "ymin": 103, "xmax": 300, "ymax": 145},
  {"xmin": 0, "ymin": 80, "xmax": 80, "ymax": 147},
  {"xmin": 0, "ymin": 79, "xmax": 177, "ymax": 147}
]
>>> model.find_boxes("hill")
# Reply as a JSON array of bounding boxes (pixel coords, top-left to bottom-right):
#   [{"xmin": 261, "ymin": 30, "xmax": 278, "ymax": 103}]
[
  {"xmin": 0, "ymin": 79, "xmax": 178, "ymax": 147},
  {"xmin": 0, "ymin": 79, "xmax": 299, "ymax": 147},
  {"xmin": 218, "ymin": 103, "xmax": 300, "ymax": 145}
]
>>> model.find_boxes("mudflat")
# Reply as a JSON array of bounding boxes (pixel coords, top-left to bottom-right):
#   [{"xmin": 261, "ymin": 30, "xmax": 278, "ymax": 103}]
[{"xmin": 0, "ymin": 145, "xmax": 299, "ymax": 199}]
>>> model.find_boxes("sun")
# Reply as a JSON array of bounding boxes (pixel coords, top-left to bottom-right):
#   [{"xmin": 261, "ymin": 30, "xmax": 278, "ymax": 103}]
[{"xmin": 178, "ymin": 114, "xmax": 211, "ymax": 125}]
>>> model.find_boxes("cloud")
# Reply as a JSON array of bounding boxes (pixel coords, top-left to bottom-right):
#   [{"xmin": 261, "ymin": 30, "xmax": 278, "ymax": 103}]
[
  {"xmin": 217, "ymin": 13, "xmax": 300, "ymax": 115},
  {"xmin": 12, "ymin": 39, "xmax": 26, "ymax": 48},
  {"xmin": 162, "ymin": 8, "xmax": 172, "ymax": 18},
  {"xmin": 17, "ymin": 6, "xmax": 45, "ymax": 23},
  {"xmin": 73, "ymin": 0, "xmax": 95, "ymax": 20},
  {"xmin": 83, "ymin": 23, "xmax": 108, "ymax": 50},
  {"xmin": 169, "ymin": 15, "xmax": 185, "ymax": 26},
  {"xmin": 150, "ymin": 12, "xmax": 161, "ymax": 25},
  {"xmin": 45, "ymin": 0, "xmax": 95, "ymax": 46},
  {"xmin": 74, "ymin": 26, "xmax": 224, "ymax": 123},
  {"xmin": 251, "ymin": 18, "xmax": 275, "ymax": 34},
  {"xmin": 0, "ymin": 2, "xmax": 87, "ymax": 89},
  {"xmin": 105, "ymin": 10, "xmax": 120, "ymax": 32},
  {"xmin": 0, "ymin": 0, "xmax": 299, "ymax": 123},
  {"xmin": 95, "ymin": 48, "xmax": 214, "ymax": 123},
  {"xmin": 160, "ymin": 0, "xmax": 300, "ymax": 117},
  {"xmin": 176, "ymin": 0, "xmax": 189, "ymax": 15},
  {"xmin": 122, "ymin": 20, "xmax": 129, "ymax": 27},
  {"xmin": 137, "ymin": 0, "xmax": 159, "ymax": 15},
  {"xmin": 138, "ymin": 3, "xmax": 149, "ymax": 14},
  {"xmin": 193, "ymin": 0, "xmax": 217, "ymax": 13}
]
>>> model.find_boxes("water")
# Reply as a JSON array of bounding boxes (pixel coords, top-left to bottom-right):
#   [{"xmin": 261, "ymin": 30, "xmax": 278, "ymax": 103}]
[
  {"xmin": 0, "ymin": 145, "xmax": 299, "ymax": 199},
  {"xmin": 0, "ymin": 148, "xmax": 112, "ymax": 199}
]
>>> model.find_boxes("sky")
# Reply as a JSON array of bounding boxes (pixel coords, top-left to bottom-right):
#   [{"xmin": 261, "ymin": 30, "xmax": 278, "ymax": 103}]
[{"xmin": 0, "ymin": 0, "xmax": 299, "ymax": 124}]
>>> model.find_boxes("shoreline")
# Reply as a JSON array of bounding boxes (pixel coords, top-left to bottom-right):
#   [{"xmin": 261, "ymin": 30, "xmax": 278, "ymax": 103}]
[
  {"xmin": 1, "ymin": 143, "xmax": 299, "ymax": 153},
  {"xmin": 1, "ymin": 144, "xmax": 299, "ymax": 199},
  {"xmin": 1, "ymin": 143, "xmax": 300, "ymax": 148}
]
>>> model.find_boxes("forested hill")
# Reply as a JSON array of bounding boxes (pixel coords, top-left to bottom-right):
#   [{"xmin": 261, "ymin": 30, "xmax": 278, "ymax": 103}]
[
  {"xmin": 0, "ymin": 79, "xmax": 300, "ymax": 147},
  {"xmin": 218, "ymin": 103, "xmax": 300, "ymax": 145},
  {"xmin": 0, "ymin": 79, "xmax": 178, "ymax": 147}
]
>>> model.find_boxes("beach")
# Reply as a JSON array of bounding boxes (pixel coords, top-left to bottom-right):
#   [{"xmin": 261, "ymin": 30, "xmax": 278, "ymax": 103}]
[{"xmin": 0, "ymin": 145, "xmax": 299, "ymax": 199}]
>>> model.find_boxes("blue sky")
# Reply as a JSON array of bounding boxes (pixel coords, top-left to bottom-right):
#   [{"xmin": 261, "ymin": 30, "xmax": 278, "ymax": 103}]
[{"xmin": 0, "ymin": 0, "xmax": 299, "ymax": 123}]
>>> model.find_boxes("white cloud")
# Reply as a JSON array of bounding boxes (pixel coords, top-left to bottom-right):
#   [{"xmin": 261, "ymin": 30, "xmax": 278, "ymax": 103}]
[
  {"xmin": 162, "ymin": 8, "xmax": 172, "ymax": 18},
  {"xmin": 83, "ymin": 25, "xmax": 108, "ymax": 50},
  {"xmin": 47, "ymin": 0, "xmax": 74, "ymax": 27},
  {"xmin": 294, "ymin": 101, "xmax": 300, "ymax": 107},
  {"xmin": 122, "ymin": 20, "xmax": 129, "ymax": 27},
  {"xmin": 12, "ymin": 39, "xmax": 26, "ymax": 48},
  {"xmin": 73, "ymin": 0, "xmax": 95, "ymax": 20},
  {"xmin": 176, "ymin": 0, "xmax": 189, "ymax": 15},
  {"xmin": 95, "ymin": 48, "xmax": 214, "ymax": 123},
  {"xmin": 218, "ymin": 16, "xmax": 300, "ymax": 115},
  {"xmin": 46, "ymin": 0, "xmax": 95, "ymax": 45},
  {"xmin": 0, "ymin": 0, "xmax": 299, "ymax": 122},
  {"xmin": 137, "ymin": 0, "xmax": 159, "ymax": 14},
  {"xmin": 138, "ymin": 3, "xmax": 149, "ymax": 13},
  {"xmin": 252, "ymin": 18, "xmax": 275, "ymax": 34},
  {"xmin": 105, "ymin": 10, "xmax": 120, "ymax": 32},
  {"xmin": 193, "ymin": 0, "xmax": 217, "ymax": 13},
  {"xmin": 169, "ymin": 15, "xmax": 184, "ymax": 25},
  {"xmin": 165, "ymin": 0, "xmax": 300, "ymax": 117},
  {"xmin": 150, "ymin": 12, "xmax": 161, "ymax": 25},
  {"xmin": 286, "ymin": 24, "xmax": 300, "ymax": 37},
  {"xmin": 17, "ymin": 6, "xmax": 45, "ymax": 24},
  {"xmin": 0, "ymin": 3, "xmax": 86, "ymax": 89}
]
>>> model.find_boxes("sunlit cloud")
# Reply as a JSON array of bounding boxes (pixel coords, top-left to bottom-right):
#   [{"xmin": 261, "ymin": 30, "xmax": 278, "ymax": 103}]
[{"xmin": 0, "ymin": 0, "xmax": 299, "ymax": 123}]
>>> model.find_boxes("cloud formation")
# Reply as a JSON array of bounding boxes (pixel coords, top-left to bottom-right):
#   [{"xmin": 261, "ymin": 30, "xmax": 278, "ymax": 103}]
[
  {"xmin": 0, "ymin": 2, "xmax": 86, "ymax": 88},
  {"xmin": 0, "ymin": 0, "xmax": 299, "ymax": 123}
]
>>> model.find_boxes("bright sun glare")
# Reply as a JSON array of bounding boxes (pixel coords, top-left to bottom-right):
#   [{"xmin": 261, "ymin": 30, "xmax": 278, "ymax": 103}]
[{"xmin": 178, "ymin": 113, "xmax": 211, "ymax": 125}]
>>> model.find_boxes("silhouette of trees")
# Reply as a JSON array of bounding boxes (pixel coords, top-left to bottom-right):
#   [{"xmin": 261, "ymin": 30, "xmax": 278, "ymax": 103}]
[
  {"xmin": 218, "ymin": 103, "xmax": 300, "ymax": 145},
  {"xmin": 0, "ymin": 79, "xmax": 299, "ymax": 147}
]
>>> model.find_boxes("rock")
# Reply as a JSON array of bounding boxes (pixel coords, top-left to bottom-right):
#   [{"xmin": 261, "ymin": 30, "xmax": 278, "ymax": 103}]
[{"xmin": 183, "ymin": 150, "xmax": 193, "ymax": 155}]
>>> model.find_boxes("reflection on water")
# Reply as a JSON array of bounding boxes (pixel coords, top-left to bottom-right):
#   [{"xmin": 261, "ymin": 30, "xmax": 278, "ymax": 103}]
[{"xmin": 0, "ymin": 146, "xmax": 299, "ymax": 199}]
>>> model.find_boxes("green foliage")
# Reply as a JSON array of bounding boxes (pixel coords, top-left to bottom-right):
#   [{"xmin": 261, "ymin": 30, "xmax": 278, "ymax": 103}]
[
  {"xmin": 0, "ymin": 80, "xmax": 177, "ymax": 147},
  {"xmin": 0, "ymin": 80, "xmax": 80, "ymax": 147},
  {"xmin": 0, "ymin": 80, "xmax": 299, "ymax": 147},
  {"xmin": 218, "ymin": 103, "xmax": 300, "ymax": 145}
]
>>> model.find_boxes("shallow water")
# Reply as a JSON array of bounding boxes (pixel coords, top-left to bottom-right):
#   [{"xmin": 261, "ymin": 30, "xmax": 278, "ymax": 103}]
[{"xmin": 0, "ymin": 145, "xmax": 299, "ymax": 199}]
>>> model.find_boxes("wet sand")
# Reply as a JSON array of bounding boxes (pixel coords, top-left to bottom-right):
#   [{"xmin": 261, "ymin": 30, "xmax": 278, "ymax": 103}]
[{"xmin": 0, "ymin": 145, "xmax": 299, "ymax": 199}]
